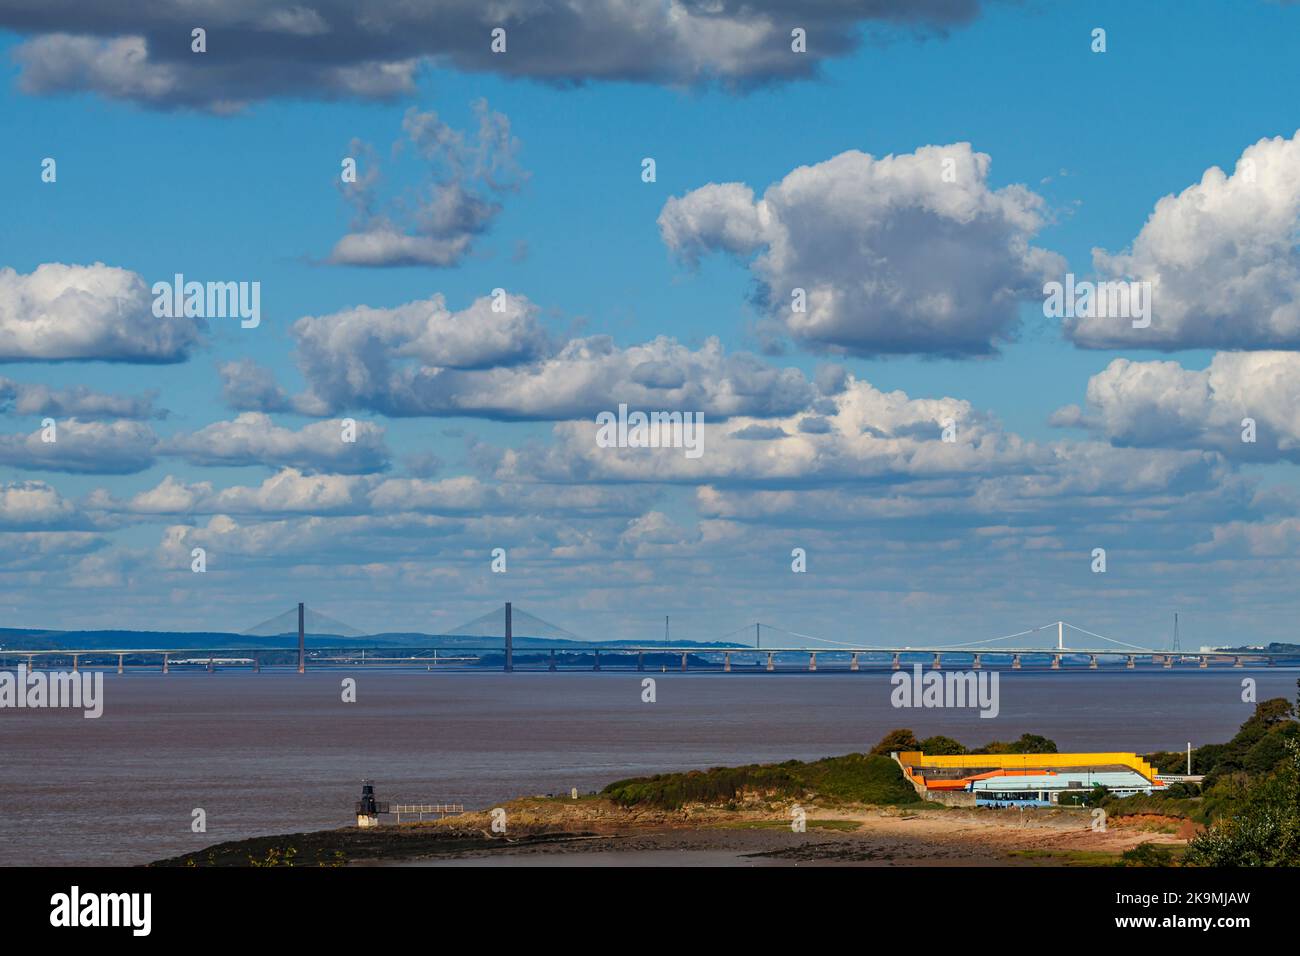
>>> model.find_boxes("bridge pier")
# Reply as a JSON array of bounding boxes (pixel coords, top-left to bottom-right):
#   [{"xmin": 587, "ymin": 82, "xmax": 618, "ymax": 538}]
[
  {"xmin": 850, "ymin": 652, "xmax": 859, "ymax": 672},
  {"xmin": 723, "ymin": 652, "xmax": 731, "ymax": 673},
  {"xmin": 1051, "ymin": 654, "xmax": 1060, "ymax": 670},
  {"xmin": 593, "ymin": 650, "xmax": 600, "ymax": 672},
  {"xmin": 549, "ymin": 650, "xmax": 557, "ymax": 672},
  {"xmin": 972, "ymin": 654, "xmax": 981, "ymax": 670},
  {"xmin": 681, "ymin": 652, "xmax": 687, "ymax": 673},
  {"xmin": 253, "ymin": 654, "xmax": 260, "ymax": 673},
  {"xmin": 931, "ymin": 653, "xmax": 942, "ymax": 671},
  {"xmin": 1089, "ymin": 654, "xmax": 1097, "ymax": 670},
  {"xmin": 162, "ymin": 653, "xmax": 169, "ymax": 674},
  {"xmin": 766, "ymin": 652, "xmax": 774, "ymax": 672},
  {"xmin": 1012, "ymin": 654, "xmax": 1021, "ymax": 670},
  {"xmin": 1126, "ymin": 655, "xmax": 1135, "ymax": 669},
  {"xmin": 636, "ymin": 652, "xmax": 644, "ymax": 672},
  {"xmin": 1163, "ymin": 655, "xmax": 1173, "ymax": 669},
  {"xmin": 1233, "ymin": 656, "xmax": 1243, "ymax": 667},
  {"xmin": 207, "ymin": 657, "xmax": 214, "ymax": 674},
  {"xmin": 117, "ymin": 654, "xmax": 124, "ymax": 675},
  {"xmin": 808, "ymin": 652, "xmax": 816, "ymax": 672},
  {"xmin": 26, "ymin": 654, "xmax": 33, "ymax": 674},
  {"xmin": 1199, "ymin": 655, "xmax": 1208, "ymax": 668},
  {"xmin": 71, "ymin": 654, "xmax": 78, "ymax": 673},
  {"xmin": 891, "ymin": 653, "xmax": 900, "ymax": 671}
]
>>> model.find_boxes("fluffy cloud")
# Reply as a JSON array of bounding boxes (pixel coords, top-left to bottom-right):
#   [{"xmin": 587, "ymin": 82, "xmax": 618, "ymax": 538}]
[
  {"xmin": 1, "ymin": 2, "xmax": 987, "ymax": 110},
  {"xmin": 1066, "ymin": 131, "xmax": 1300, "ymax": 349},
  {"xmin": 90, "ymin": 469, "xmax": 648, "ymax": 520},
  {"xmin": 0, "ymin": 530, "xmax": 105, "ymax": 570},
  {"xmin": 1053, "ymin": 352, "xmax": 1300, "ymax": 462},
  {"xmin": 153, "ymin": 510, "xmax": 596, "ymax": 568},
  {"xmin": 499, "ymin": 374, "xmax": 1036, "ymax": 485},
  {"xmin": 90, "ymin": 471, "xmax": 370, "ymax": 517},
  {"xmin": 0, "ymin": 263, "xmax": 203, "ymax": 362},
  {"xmin": 286, "ymin": 291, "xmax": 550, "ymax": 414},
  {"xmin": 659, "ymin": 144, "xmax": 1063, "ymax": 356},
  {"xmin": 1193, "ymin": 518, "xmax": 1300, "ymax": 559},
  {"xmin": 164, "ymin": 413, "xmax": 389, "ymax": 473},
  {"xmin": 218, "ymin": 359, "xmax": 299, "ymax": 413},
  {"xmin": 0, "ymin": 378, "xmax": 163, "ymax": 419},
  {"xmin": 693, "ymin": 440, "xmax": 1235, "ymax": 527},
  {"xmin": 12, "ymin": 32, "xmax": 417, "ymax": 113},
  {"xmin": 0, "ymin": 480, "xmax": 81, "ymax": 529},
  {"xmin": 281, "ymin": 289, "xmax": 813, "ymax": 420},
  {"xmin": 0, "ymin": 419, "xmax": 158, "ymax": 474},
  {"xmin": 329, "ymin": 102, "xmax": 526, "ymax": 268}
]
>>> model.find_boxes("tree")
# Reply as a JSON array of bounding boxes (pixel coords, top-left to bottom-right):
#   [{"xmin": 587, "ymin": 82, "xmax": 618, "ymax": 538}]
[
  {"xmin": 871, "ymin": 729, "xmax": 920, "ymax": 755},
  {"xmin": 918, "ymin": 735, "xmax": 967, "ymax": 755},
  {"xmin": 1185, "ymin": 738, "xmax": 1300, "ymax": 866},
  {"xmin": 1085, "ymin": 783, "xmax": 1109, "ymax": 807},
  {"xmin": 977, "ymin": 733, "xmax": 1059, "ymax": 755}
]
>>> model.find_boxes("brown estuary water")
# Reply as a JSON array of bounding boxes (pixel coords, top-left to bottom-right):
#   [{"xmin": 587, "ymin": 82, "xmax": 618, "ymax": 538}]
[{"xmin": 1, "ymin": 667, "xmax": 1296, "ymax": 866}]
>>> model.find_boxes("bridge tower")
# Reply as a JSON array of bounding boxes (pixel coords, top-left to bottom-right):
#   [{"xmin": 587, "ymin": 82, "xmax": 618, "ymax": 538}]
[
  {"xmin": 504, "ymin": 602, "xmax": 513, "ymax": 673},
  {"xmin": 297, "ymin": 602, "xmax": 305, "ymax": 674}
]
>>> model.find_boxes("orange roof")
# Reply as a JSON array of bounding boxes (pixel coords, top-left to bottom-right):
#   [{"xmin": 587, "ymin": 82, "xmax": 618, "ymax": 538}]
[{"xmin": 921, "ymin": 768, "xmax": 1056, "ymax": 790}]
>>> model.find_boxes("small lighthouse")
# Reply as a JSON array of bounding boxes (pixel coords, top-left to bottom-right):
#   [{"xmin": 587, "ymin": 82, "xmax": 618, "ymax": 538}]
[{"xmin": 355, "ymin": 780, "xmax": 388, "ymax": 828}]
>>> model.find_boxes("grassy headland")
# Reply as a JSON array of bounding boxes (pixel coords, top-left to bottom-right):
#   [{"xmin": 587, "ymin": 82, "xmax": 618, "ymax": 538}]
[{"xmin": 156, "ymin": 689, "xmax": 1300, "ymax": 867}]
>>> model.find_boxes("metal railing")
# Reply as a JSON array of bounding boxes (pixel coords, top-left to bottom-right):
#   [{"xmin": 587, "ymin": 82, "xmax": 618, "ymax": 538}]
[{"xmin": 390, "ymin": 803, "xmax": 464, "ymax": 822}]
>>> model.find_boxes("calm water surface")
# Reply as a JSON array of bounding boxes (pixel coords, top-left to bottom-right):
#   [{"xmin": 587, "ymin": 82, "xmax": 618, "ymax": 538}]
[{"xmin": 1, "ymin": 666, "xmax": 1294, "ymax": 866}]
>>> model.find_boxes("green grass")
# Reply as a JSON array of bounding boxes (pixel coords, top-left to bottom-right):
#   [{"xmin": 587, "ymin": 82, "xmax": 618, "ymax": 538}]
[
  {"xmin": 1097, "ymin": 792, "xmax": 1205, "ymax": 823},
  {"xmin": 1006, "ymin": 848, "xmax": 1123, "ymax": 867},
  {"xmin": 601, "ymin": 753, "xmax": 922, "ymax": 811}
]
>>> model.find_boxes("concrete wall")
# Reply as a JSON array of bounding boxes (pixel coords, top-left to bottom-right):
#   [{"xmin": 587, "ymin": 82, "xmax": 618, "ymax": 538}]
[
  {"xmin": 921, "ymin": 790, "xmax": 976, "ymax": 807},
  {"xmin": 893, "ymin": 751, "xmax": 976, "ymax": 806}
]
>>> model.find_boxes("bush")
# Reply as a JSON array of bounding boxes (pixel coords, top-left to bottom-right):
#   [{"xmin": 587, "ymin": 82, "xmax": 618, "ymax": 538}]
[
  {"xmin": 918, "ymin": 735, "xmax": 967, "ymax": 755},
  {"xmin": 1121, "ymin": 842, "xmax": 1176, "ymax": 867},
  {"xmin": 1185, "ymin": 738, "xmax": 1300, "ymax": 866},
  {"xmin": 870, "ymin": 728, "xmax": 920, "ymax": 755},
  {"xmin": 602, "ymin": 753, "xmax": 921, "ymax": 810},
  {"xmin": 975, "ymin": 733, "xmax": 1058, "ymax": 755}
]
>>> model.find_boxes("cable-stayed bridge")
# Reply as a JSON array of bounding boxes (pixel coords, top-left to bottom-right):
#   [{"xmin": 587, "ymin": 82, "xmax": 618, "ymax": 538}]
[
  {"xmin": 0, "ymin": 602, "xmax": 1292, "ymax": 673},
  {"xmin": 243, "ymin": 605, "xmax": 365, "ymax": 640}
]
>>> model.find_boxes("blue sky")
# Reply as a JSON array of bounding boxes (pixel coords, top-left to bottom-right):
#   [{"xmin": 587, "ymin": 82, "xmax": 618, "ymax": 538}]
[{"xmin": 3, "ymin": 1, "xmax": 1300, "ymax": 649}]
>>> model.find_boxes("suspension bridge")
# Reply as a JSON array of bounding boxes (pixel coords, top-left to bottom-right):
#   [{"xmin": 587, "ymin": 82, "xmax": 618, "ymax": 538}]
[{"xmin": 0, "ymin": 602, "xmax": 1291, "ymax": 673}]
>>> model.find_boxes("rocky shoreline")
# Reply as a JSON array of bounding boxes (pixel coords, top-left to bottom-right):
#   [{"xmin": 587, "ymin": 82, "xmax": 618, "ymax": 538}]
[{"xmin": 153, "ymin": 795, "xmax": 1187, "ymax": 867}]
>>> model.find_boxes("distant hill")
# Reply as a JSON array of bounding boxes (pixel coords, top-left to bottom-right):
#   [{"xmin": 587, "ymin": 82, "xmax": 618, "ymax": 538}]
[
  {"xmin": 1216, "ymin": 642, "xmax": 1300, "ymax": 654},
  {"xmin": 0, "ymin": 628, "xmax": 381, "ymax": 651},
  {"xmin": 0, "ymin": 627, "xmax": 749, "ymax": 652}
]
